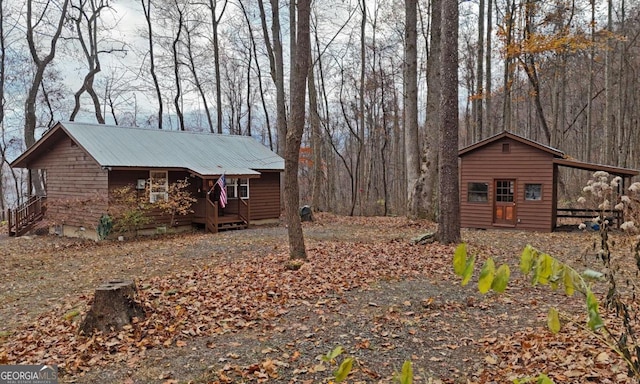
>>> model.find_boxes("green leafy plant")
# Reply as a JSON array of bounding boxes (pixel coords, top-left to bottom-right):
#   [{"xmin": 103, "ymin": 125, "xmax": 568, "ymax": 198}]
[
  {"xmin": 108, "ymin": 185, "xmax": 152, "ymax": 236},
  {"xmin": 393, "ymin": 360, "xmax": 413, "ymax": 384},
  {"xmin": 151, "ymin": 178, "xmax": 197, "ymax": 226},
  {"xmin": 513, "ymin": 374, "xmax": 554, "ymax": 384},
  {"xmin": 316, "ymin": 346, "xmax": 354, "ymax": 383},
  {"xmin": 97, "ymin": 214, "xmax": 113, "ymax": 240},
  {"xmin": 453, "ymin": 244, "xmax": 510, "ymax": 294}
]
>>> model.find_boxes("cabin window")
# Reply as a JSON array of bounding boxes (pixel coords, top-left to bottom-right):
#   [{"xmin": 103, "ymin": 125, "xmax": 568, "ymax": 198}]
[
  {"xmin": 525, "ymin": 184, "xmax": 542, "ymax": 201},
  {"xmin": 468, "ymin": 182, "xmax": 489, "ymax": 202},
  {"xmin": 502, "ymin": 143, "xmax": 510, "ymax": 153},
  {"xmin": 496, "ymin": 180, "xmax": 515, "ymax": 202},
  {"xmin": 226, "ymin": 178, "xmax": 249, "ymax": 199},
  {"xmin": 149, "ymin": 170, "xmax": 168, "ymax": 202}
]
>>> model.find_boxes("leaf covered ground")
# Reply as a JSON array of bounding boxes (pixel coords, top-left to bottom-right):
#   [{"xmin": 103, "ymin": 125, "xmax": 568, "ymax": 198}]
[{"xmin": 0, "ymin": 214, "xmax": 636, "ymax": 383}]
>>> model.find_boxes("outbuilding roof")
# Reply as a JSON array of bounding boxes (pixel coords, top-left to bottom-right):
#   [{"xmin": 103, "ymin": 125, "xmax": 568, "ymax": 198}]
[
  {"xmin": 459, "ymin": 131, "xmax": 638, "ymax": 178},
  {"xmin": 11, "ymin": 121, "xmax": 284, "ymax": 177}
]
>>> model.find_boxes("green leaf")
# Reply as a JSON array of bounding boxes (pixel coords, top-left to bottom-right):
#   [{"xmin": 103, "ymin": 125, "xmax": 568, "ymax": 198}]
[
  {"xmin": 549, "ymin": 260, "xmax": 563, "ymax": 290},
  {"xmin": 586, "ymin": 289, "xmax": 599, "ymax": 312},
  {"xmin": 321, "ymin": 346, "xmax": 345, "ymax": 362},
  {"xmin": 453, "ymin": 243, "xmax": 467, "ymax": 276},
  {"xmin": 520, "ymin": 245, "xmax": 535, "ymax": 274},
  {"xmin": 478, "ymin": 258, "xmax": 496, "ymax": 294},
  {"xmin": 63, "ymin": 309, "xmax": 81, "ymax": 321},
  {"xmin": 547, "ymin": 307, "xmax": 561, "ymax": 334},
  {"xmin": 334, "ymin": 357, "xmax": 354, "ymax": 382},
  {"xmin": 461, "ymin": 254, "xmax": 476, "ymax": 286},
  {"xmin": 582, "ymin": 269, "xmax": 605, "ymax": 281},
  {"xmin": 536, "ymin": 374, "xmax": 555, "ymax": 384},
  {"xmin": 534, "ymin": 253, "xmax": 553, "ymax": 285},
  {"xmin": 492, "ymin": 264, "xmax": 511, "ymax": 293},
  {"xmin": 394, "ymin": 360, "xmax": 413, "ymax": 384},
  {"xmin": 563, "ymin": 268, "xmax": 575, "ymax": 297},
  {"xmin": 586, "ymin": 289, "xmax": 604, "ymax": 331}
]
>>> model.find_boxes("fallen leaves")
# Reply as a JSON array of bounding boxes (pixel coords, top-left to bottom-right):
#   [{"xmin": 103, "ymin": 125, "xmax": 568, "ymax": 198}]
[{"xmin": 0, "ymin": 214, "xmax": 636, "ymax": 383}]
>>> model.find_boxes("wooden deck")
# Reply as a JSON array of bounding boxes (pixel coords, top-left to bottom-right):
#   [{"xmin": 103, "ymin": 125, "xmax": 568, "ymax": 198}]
[
  {"xmin": 8, "ymin": 196, "xmax": 46, "ymax": 237},
  {"xmin": 192, "ymin": 197, "xmax": 249, "ymax": 233}
]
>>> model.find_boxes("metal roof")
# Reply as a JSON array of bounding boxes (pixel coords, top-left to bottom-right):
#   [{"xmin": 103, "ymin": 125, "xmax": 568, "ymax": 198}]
[
  {"xmin": 12, "ymin": 121, "xmax": 284, "ymax": 177},
  {"xmin": 458, "ymin": 131, "xmax": 565, "ymax": 157}
]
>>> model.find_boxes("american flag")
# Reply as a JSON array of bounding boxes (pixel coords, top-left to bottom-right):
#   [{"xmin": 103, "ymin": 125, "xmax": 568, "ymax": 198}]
[{"xmin": 217, "ymin": 174, "xmax": 227, "ymax": 208}]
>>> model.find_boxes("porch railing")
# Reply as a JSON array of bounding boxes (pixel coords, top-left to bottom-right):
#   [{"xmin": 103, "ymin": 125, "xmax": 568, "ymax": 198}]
[
  {"xmin": 237, "ymin": 198, "xmax": 250, "ymax": 228},
  {"xmin": 205, "ymin": 199, "xmax": 219, "ymax": 234},
  {"xmin": 8, "ymin": 195, "xmax": 46, "ymax": 237}
]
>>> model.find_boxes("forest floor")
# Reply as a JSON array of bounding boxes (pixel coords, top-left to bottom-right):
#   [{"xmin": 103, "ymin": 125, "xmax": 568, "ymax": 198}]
[{"xmin": 0, "ymin": 213, "xmax": 637, "ymax": 383}]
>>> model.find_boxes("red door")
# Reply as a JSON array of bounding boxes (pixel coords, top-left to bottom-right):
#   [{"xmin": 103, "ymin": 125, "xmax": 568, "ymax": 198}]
[{"xmin": 494, "ymin": 179, "xmax": 516, "ymax": 226}]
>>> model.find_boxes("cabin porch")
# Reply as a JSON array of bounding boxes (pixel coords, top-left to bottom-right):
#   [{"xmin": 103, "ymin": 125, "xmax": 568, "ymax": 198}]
[{"xmin": 191, "ymin": 197, "xmax": 250, "ymax": 233}]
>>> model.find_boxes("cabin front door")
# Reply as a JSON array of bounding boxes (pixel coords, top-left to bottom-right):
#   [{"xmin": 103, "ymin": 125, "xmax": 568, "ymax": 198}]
[{"xmin": 493, "ymin": 179, "xmax": 516, "ymax": 226}]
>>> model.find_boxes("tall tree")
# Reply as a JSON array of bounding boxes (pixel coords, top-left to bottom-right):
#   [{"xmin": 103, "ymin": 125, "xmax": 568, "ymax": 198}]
[
  {"xmin": 183, "ymin": 11, "xmax": 214, "ymax": 132},
  {"xmin": 604, "ymin": 0, "xmax": 614, "ymax": 163},
  {"xmin": 68, "ymin": 0, "xmax": 122, "ymax": 124},
  {"xmin": 437, "ymin": 0, "xmax": 460, "ymax": 244},
  {"xmin": 404, "ymin": 0, "xmax": 420, "ymax": 218},
  {"xmin": 355, "ymin": 0, "xmax": 367, "ymax": 215},
  {"xmin": 485, "ymin": 0, "xmax": 492, "ymax": 135},
  {"xmin": 141, "ymin": 0, "xmax": 163, "ymax": 129},
  {"xmin": 207, "ymin": 0, "xmax": 227, "ymax": 134},
  {"xmin": 474, "ymin": 0, "xmax": 485, "ymax": 141},
  {"xmin": 284, "ymin": 0, "xmax": 311, "ymax": 260},
  {"xmin": 414, "ymin": 0, "xmax": 441, "ymax": 221},
  {"xmin": 25, "ymin": 0, "xmax": 70, "ymax": 196},
  {"xmin": 257, "ymin": 0, "xmax": 286, "ymax": 155},
  {"xmin": 170, "ymin": 0, "xmax": 185, "ymax": 131}
]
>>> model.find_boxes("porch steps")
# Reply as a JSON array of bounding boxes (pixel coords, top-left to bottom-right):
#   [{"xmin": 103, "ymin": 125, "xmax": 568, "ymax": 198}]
[{"xmin": 8, "ymin": 196, "xmax": 46, "ymax": 237}]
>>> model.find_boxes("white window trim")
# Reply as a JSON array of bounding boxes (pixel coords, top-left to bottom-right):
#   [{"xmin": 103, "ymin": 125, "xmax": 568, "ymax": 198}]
[
  {"xmin": 149, "ymin": 170, "xmax": 168, "ymax": 202},
  {"xmin": 227, "ymin": 178, "xmax": 249, "ymax": 199}
]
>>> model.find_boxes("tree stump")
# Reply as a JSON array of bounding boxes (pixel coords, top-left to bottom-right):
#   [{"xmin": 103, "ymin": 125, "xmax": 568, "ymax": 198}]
[{"xmin": 79, "ymin": 279, "xmax": 145, "ymax": 335}]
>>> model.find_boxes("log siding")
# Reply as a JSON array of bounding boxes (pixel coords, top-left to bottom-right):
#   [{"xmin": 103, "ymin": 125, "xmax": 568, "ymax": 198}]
[{"xmin": 30, "ymin": 137, "xmax": 108, "ymax": 228}]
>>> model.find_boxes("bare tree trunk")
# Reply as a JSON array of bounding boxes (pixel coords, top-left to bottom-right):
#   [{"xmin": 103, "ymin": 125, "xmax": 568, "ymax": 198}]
[
  {"xmin": 25, "ymin": 0, "xmax": 70, "ymax": 196},
  {"xmin": 501, "ymin": 0, "xmax": 515, "ymax": 132},
  {"xmin": 141, "ymin": 0, "xmax": 163, "ymax": 129},
  {"xmin": 184, "ymin": 21, "xmax": 214, "ymax": 132},
  {"xmin": 68, "ymin": 0, "xmax": 119, "ymax": 124},
  {"xmin": 171, "ymin": 0, "xmax": 185, "ymax": 131},
  {"xmin": 485, "ymin": 0, "xmax": 492, "ymax": 135},
  {"xmin": 519, "ymin": 0, "xmax": 550, "ymax": 144},
  {"xmin": 437, "ymin": 0, "xmax": 460, "ymax": 244},
  {"xmin": 308, "ymin": 56, "xmax": 324, "ymax": 212},
  {"xmin": 208, "ymin": 0, "xmax": 228, "ymax": 134},
  {"xmin": 238, "ymin": 1, "xmax": 272, "ymax": 146},
  {"xmin": 474, "ymin": 0, "xmax": 484, "ymax": 141},
  {"xmin": 414, "ymin": 0, "xmax": 441, "ymax": 221},
  {"xmin": 586, "ymin": 0, "xmax": 595, "ymax": 161},
  {"xmin": 258, "ymin": 0, "xmax": 286, "ymax": 155},
  {"xmin": 604, "ymin": 0, "xmax": 613, "ymax": 163},
  {"xmin": 284, "ymin": 0, "xmax": 311, "ymax": 260},
  {"xmin": 405, "ymin": 0, "xmax": 420, "ymax": 218},
  {"xmin": 356, "ymin": 0, "xmax": 366, "ymax": 215}
]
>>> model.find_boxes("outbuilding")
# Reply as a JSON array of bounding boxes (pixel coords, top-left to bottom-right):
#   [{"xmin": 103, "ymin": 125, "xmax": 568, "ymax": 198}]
[
  {"xmin": 458, "ymin": 131, "xmax": 638, "ymax": 232},
  {"xmin": 9, "ymin": 121, "xmax": 284, "ymax": 239}
]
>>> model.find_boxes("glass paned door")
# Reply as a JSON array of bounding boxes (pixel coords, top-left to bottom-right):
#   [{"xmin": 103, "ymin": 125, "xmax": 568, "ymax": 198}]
[{"xmin": 494, "ymin": 179, "xmax": 516, "ymax": 225}]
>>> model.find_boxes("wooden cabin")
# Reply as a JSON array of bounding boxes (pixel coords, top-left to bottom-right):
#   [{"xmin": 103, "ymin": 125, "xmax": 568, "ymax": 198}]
[
  {"xmin": 9, "ymin": 121, "xmax": 284, "ymax": 239},
  {"xmin": 459, "ymin": 131, "xmax": 638, "ymax": 232}
]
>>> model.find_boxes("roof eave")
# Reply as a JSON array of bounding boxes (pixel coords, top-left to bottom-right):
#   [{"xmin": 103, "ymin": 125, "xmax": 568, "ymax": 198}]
[
  {"xmin": 553, "ymin": 158, "xmax": 639, "ymax": 177},
  {"xmin": 458, "ymin": 131, "xmax": 565, "ymax": 158}
]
